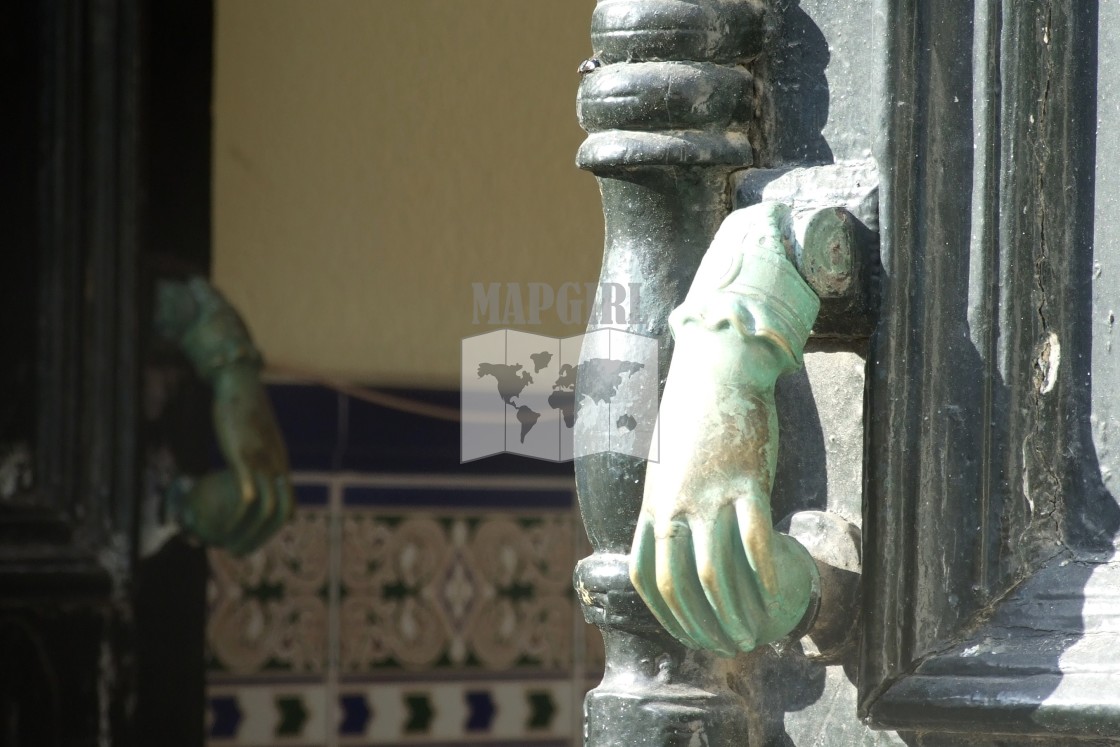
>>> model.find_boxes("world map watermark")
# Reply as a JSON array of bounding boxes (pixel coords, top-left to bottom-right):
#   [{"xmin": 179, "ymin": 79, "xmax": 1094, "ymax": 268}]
[{"xmin": 461, "ymin": 329, "xmax": 659, "ymax": 462}]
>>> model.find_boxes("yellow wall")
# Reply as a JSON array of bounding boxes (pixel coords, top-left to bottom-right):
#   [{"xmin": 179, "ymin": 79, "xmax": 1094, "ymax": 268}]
[{"xmin": 212, "ymin": 0, "xmax": 602, "ymax": 387}]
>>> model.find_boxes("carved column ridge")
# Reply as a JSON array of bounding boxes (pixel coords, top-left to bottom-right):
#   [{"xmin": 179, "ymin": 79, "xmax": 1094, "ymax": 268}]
[
  {"xmin": 591, "ymin": 0, "xmax": 766, "ymax": 65},
  {"xmin": 574, "ymin": 1, "xmax": 771, "ymax": 745}
]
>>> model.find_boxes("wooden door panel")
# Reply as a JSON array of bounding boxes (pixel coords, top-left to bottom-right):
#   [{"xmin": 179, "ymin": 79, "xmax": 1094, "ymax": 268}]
[{"xmin": 861, "ymin": 3, "xmax": 1120, "ymax": 738}]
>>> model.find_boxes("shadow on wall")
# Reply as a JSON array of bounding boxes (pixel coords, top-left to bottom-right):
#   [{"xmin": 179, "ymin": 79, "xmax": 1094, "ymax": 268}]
[{"xmin": 766, "ymin": 2, "xmax": 832, "ymax": 166}]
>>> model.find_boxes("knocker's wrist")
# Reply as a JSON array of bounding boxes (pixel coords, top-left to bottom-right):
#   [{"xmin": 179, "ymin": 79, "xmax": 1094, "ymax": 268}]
[
  {"xmin": 165, "ymin": 277, "xmax": 264, "ymax": 382},
  {"xmin": 182, "ymin": 316, "xmax": 264, "ymax": 382}
]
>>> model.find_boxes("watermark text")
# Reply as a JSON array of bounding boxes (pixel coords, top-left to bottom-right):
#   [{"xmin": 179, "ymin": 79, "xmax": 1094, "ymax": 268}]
[{"xmin": 471, "ymin": 282, "xmax": 644, "ymax": 326}]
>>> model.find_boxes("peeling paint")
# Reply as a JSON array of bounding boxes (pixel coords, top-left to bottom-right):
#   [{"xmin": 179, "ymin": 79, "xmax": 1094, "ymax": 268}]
[{"xmin": 1038, "ymin": 332, "xmax": 1061, "ymax": 394}]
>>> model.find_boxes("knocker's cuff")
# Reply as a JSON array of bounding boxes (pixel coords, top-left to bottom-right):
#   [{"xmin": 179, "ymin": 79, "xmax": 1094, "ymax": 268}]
[
  {"xmin": 177, "ymin": 278, "xmax": 264, "ymax": 381},
  {"xmin": 670, "ymin": 258, "xmax": 819, "ymax": 369}
]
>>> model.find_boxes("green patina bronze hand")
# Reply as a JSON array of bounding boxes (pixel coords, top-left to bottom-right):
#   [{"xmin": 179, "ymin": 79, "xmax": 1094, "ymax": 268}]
[
  {"xmin": 156, "ymin": 278, "xmax": 294, "ymax": 556},
  {"xmin": 630, "ymin": 202, "xmax": 821, "ymax": 657}
]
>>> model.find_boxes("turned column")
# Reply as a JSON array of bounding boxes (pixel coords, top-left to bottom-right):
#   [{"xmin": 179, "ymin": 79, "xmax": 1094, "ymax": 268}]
[{"xmin": 572, "ymin": 2, "xmax": 768, "ymax": 744}]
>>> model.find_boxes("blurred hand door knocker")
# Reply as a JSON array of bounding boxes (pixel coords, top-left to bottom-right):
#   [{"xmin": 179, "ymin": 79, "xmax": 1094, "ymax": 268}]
[{"xmin": 155, "ymin": 277, "xmax": 294, "ymax": 556}]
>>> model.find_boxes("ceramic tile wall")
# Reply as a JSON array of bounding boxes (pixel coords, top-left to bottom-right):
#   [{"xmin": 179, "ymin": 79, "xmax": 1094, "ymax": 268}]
[{"xmin": 205, "ymin": 386, "xmax": 600, "ymax": 747}]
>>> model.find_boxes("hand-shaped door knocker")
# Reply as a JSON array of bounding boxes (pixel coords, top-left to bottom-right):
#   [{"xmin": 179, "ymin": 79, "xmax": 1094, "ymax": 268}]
[
  {"xmin": 630, "ymin": 202, "xmax": 822, "ymax": 656},
  {"xmin": 155, "ymin": 278, "xmax": 294, "ymax": 556}
]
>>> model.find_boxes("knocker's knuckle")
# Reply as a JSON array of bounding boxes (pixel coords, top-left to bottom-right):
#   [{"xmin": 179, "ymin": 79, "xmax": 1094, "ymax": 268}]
[{"xmin": 654, "ymin": 519, "xmax": 690, "ymax": 540}]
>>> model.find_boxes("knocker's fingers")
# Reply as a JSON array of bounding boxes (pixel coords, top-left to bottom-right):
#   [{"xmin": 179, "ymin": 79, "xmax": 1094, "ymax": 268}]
[
  {"xmin": 657, "ymin": 520, "xmax": 738, "ymax": 656},
  {"xmin": 229, "ymin": 470, "xmax": 277, "ymax": 556},
  {"xmin": 217, "ymin": 466, "xmax": 257, "ymax": 544},
  {"xmin": 692, "ymin": 509, "xmax": 760, "ymax": 652},
  {"xmin": 734, "ymin": 495, "xmax": 779, "ymax": 600},
  {"xmin": 728, "ymin": 510, "xmax": 775, "ymax": 623},
  {"xmin": 255, "ymin": 418, "xmax": 287, "ymax": 474},
  {"xmin": 630, "ymin": 517, "xmax": 695, "ymax": 647},
  {"xmin": 240, "ymin": 473, "xmax": 292, "ymax": 556},
  {"xmin": 245, "ymin": 470, "xmax": 280, "ymax": 551},
  {"xmin": 254, "ymin": 474, "xmax": 295, "ymax": 549}
]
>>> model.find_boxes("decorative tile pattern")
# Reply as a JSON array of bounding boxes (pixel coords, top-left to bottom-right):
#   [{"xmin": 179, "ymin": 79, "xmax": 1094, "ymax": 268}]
[
  {"xmin": 335, "ymin": 680, "xmax": 575, "ymax": 743},
  {"xmin": 206, "ymin": 684, "xmax": 330, "ymax": 744},
  {"xmin": 207, "ymin": 680, "xmax": 574, "ymax": 745},
  {"xmin": 205, "ymin": 384, "xmax": 598, "ymax": 747},
  {"xmin": 207, "ymin": 486, "xmax": 330, "ymax": 675},
  {"xmin": 338, "ymin": 510, "xmax": 576, "ymax": 674}
]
